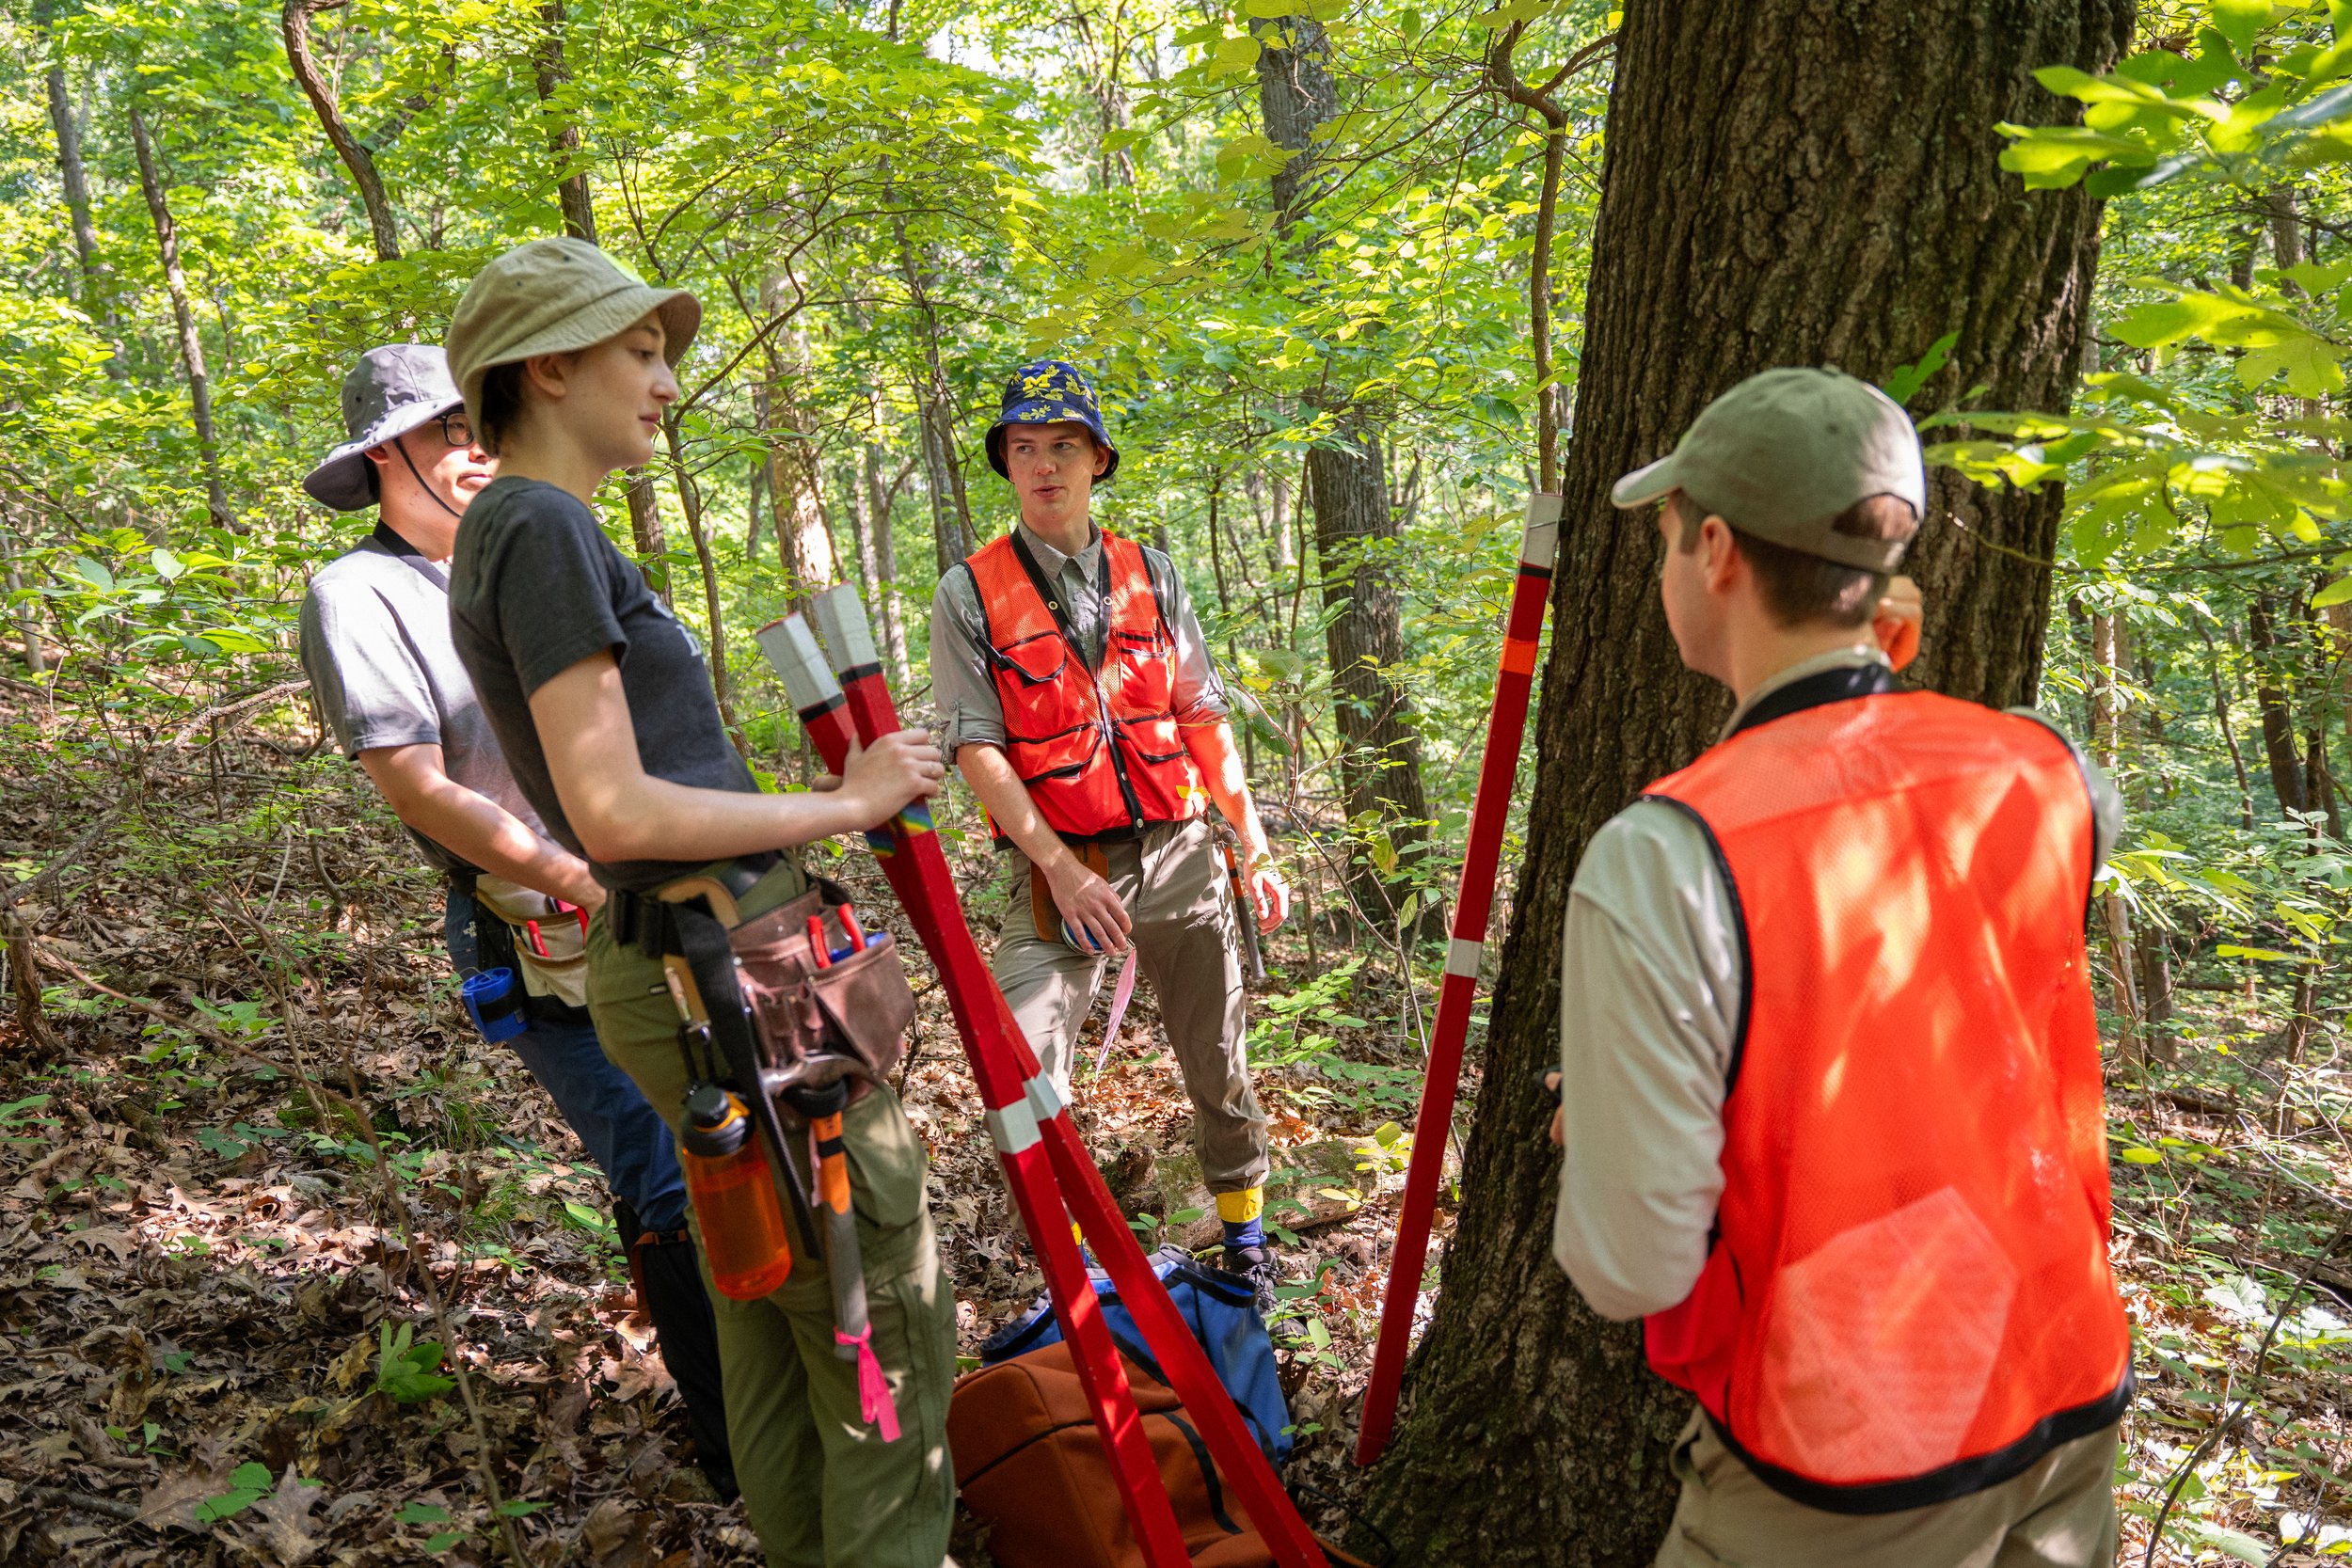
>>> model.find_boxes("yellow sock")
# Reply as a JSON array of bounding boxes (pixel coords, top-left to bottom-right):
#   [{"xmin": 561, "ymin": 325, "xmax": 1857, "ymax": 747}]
[{"xmin": 1215, "ymin": 1188, "xmax": 1265, "ymax": 1224}]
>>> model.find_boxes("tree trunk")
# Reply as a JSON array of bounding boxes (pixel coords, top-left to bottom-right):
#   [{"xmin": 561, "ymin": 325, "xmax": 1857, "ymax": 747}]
[
  {"xmin": 1255, "ymin": 15, "xmax": 1437, "ymax": 931},
  {"xmin": 127, "ymin": 105, "xmax": 233, "ymax": 534},
  {"xmin": 2090, "ymin": 610, "xmax": 2142, "ymax": 1061},
  {"xmin": 895, "ymin": 220, "xmax": 975, "ymax": 571},
  {"xmin": 0, "ymin": 501, "xmax": 49, "ymax": 673},
  {"xmin": 282, "ymin": 0, "xmax": 401, "ymax": 261},
  {"xmin": 533, "ymin": 0, "xmax": 596, "ymax": 243},
  {"xmin": 760, "ymin": 315, "xmax": 838, "ymax": 604},
  {"xmin": 625, "ymin": 471, "xmax": 670, "ymax": 605},
  {"xmin": 1362, "ymin": 2, "xmax": 2130, "ymax": 1560},
  {"xmin": 1305, "ymin": 416, "xmax": 1438, "ymax": 927},
  {"xmin": 33, "ymin": 0, "xmax": 103, "ymax": 315},
  {"xmin": 864, "ymin": 393, "xmax": 908, "ymax": 681},
  {"xmin": 2248, "ymin": 592, "xmax": 2307, "ymax": 816},
  {"xmin": 661, "ymin": 410, "xmax": 737, "ymax": 746}
]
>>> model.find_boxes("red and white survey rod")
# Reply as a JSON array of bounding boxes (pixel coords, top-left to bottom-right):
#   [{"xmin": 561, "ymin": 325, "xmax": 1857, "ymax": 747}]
[
  {"xmin": 1355, "ymin": 491, "xmax": 1562, "ymax": 1467},
  {"xmin": 759, "ymin": 592, "xmax": 1327, "ymax": 1568}
]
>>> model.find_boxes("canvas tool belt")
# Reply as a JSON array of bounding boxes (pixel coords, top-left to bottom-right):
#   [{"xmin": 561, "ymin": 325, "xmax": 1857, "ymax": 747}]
[{"xmin": 471, "ymin": 875, "xmax": 592, "ymax": 1011}]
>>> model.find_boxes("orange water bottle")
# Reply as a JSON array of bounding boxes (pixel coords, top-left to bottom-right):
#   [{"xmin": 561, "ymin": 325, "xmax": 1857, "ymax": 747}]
[{"xmin": 679, "ymin": 1082, "xmax": 792, "ymax": 1300}]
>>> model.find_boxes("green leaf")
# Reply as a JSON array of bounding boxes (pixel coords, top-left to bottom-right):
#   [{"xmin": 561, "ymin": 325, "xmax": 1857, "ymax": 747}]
[
  {"xmin": 398, "ymin": 1502, "xmax": 452, "ymax": 1525},
  {"xmin": 1882, "ymin": 330, "xmax": 1960, "ymax": 405},
  {"xmin": 423, "ymin": 1531, "xmax": 467, "ymax": 1553},
  {"xmin": 2211, "ymin": 0, "xmax": 2269, "ymax": 55},
  {"xmin": 2312, "ymin": 575, "xmax": 2352, "ymax": 609},
  {"xmin": 2175, "ymin": 1521, "xmax": 2272, "ymax": 1565},
  {"xmin": 2118, "ymin": 1146, "xmax": 2163, "ymax": 1164}
]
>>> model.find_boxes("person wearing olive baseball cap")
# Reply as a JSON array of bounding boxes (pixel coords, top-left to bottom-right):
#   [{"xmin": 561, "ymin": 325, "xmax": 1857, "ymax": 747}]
[
  {"xmin": 295, "ymin": 341, "xmax": 739, "ymax": 1504},
  {"xmin": 441, "ymin": 238, "xmax": 956, "ymax": 1568},
  {"xmin": 1547, "ymin": 367, "xmax": 2131, "ymax": 1567}
]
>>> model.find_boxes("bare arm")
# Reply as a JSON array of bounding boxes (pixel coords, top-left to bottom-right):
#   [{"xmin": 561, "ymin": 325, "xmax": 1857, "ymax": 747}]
[
  {"xmin": 1183, "ymin": 721, "xmax": 1287, "ymax": 933},
  {"xmin": 958, "ymin": 742, "xmax": 1133, "ymax": 954},
  {"xmin": 528, "ymin": 650, "xmax": 943, "ymax": 867},
  {"xmin": 359, "ymin": 743, "xmax": 607, "ymax": 909}
]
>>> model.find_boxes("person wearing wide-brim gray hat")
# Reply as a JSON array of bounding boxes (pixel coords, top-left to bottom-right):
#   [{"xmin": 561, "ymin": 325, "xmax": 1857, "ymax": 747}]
[
  {"xmin": 302, "ymin": 343, "xmax": 473, "ymax": 512},
  {"xmin": 444, "ymin": 237, "xmax": 700, "ymax": 449}
]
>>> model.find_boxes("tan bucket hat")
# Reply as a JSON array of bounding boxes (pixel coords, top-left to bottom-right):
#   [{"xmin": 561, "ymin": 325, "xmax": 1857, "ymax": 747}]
[{"xmin": 443, "ymin": 237, "xmax": 701, "ymax": 421}]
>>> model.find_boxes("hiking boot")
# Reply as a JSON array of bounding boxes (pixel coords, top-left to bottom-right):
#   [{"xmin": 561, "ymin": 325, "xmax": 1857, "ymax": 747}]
[{"xmin": 1222, "ymin": 1243, "xmax": 1281, "ymax": 1317}]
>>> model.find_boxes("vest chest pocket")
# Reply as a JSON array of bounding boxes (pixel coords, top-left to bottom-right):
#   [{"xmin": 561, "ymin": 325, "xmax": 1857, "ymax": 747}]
[{"xmin": 1108, "ymin": 626, "xmax": 1176, "ymax": 712}]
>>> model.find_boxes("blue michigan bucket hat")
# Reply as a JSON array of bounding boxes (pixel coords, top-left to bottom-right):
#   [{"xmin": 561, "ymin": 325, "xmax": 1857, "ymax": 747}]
[{"xmin": 985, "ymin": 359, "xmax": 1120, "ymax": 483}]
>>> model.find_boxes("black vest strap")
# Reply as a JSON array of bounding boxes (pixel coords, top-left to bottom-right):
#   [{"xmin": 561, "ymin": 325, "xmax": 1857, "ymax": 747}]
[{"xmin": 1725, "ymin": 662, "xmax": 1896, "ymax": 739}]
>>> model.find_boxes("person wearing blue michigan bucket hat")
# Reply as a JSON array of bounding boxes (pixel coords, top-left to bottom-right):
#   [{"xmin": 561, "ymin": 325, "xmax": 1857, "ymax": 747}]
[
  {"xmin": 933, "ymin": 358, "xmax": 1292, "ymax": 1309},
  {"xmin": 292, "ymin": 342, "xmax": 738, "ymax": 1502}
]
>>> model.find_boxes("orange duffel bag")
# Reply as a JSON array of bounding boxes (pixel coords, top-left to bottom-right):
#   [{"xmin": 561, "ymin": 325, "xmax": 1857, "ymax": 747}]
[{"xmin": 948, "ymin": 1341, "xmax": 1375, "ymax": 1568}]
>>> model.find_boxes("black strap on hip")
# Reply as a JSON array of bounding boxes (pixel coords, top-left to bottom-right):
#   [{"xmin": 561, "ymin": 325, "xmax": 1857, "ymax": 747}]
[{"xmin": 663, "ymin": 895, "xmax": 824, "ymax": 1258}]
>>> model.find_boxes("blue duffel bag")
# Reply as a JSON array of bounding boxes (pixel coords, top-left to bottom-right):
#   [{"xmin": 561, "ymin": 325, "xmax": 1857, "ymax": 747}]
[{"xmin": 978, "ymin": 1244, "xmax": 1295, "ymax": 1463}]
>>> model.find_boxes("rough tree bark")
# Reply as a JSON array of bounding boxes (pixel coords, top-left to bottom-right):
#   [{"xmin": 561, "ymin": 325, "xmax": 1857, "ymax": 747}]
[
  {"xmin": 533, "ymin": 0, "xmax": 596, "ymax": 243},
  {"xmin": 1360, "ymin": 2, "xmax": 2131, "ymax": 1561},
  {"xmin": 862, "ymin": 389, "xmax": 909, "ymax": 680},
  {"xmin": 282, "ymin": 0, "xmax": 401, "ymax": 261},
  {"xmin": 1255, "ymin": 15, "xmax": 1436, "ymax": 928},
  {"xmin": 127, "ymin": 104, "xmax": 233, "ymax": 534},
  {"xmin": 760, "ymin": 315, "xmax": 839, "ymax": 605},
  {"xmin": 33, "ymin": 0, "xmax": 103, "ymax": 315},
  {"xmin": 2249, "ymin": 591, "xmax": 2307, "ymax": 816},
  {"xmin": 2090, "ymin": 609, "xmax": 2143, "ymax": 1059}
]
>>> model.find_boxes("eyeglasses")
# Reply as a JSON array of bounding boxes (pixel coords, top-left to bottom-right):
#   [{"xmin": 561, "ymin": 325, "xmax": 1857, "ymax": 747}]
[{"xmin": 434, "ymin": 410, "xmax": 475, "ymax": 449}]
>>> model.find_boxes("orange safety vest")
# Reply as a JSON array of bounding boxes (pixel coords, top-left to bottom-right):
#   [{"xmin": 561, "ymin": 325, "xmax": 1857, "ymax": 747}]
[
  {"xmin": 963, "ymin": 530, "xmax": 1206, "ymax": 843},
  {"xmin": 1641, "ymin": 682, "xmax": 2133, "ymax": 1513}
]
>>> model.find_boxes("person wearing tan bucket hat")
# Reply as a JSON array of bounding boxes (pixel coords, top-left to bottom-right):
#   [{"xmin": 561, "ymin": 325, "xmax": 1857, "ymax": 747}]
[
  {"xmin": 1542, "ymin": 369, "xmax": 2130, "ymax": 1567},
  {"xmin": 442, "ymin": 238, "xmax": 958, "ymax": 1567}
]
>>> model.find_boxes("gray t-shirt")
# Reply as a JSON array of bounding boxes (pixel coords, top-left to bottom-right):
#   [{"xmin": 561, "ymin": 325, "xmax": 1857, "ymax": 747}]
[
  {"xmin": 447, "ymin": 476, "xmax": 757, "ymax": 893},
  {"xmin": 930, "ymin": 522, "xmax": 1231, "ymax": 761},
  {"xmin": 297, "ymin": 532, "xmax": 548, "ymax": 878}
]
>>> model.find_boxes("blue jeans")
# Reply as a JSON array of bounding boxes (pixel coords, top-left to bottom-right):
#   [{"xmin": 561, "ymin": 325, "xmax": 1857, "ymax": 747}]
[{"xmin": 446, "ymin": 885, "xmax": 689, "ymax": 1231}]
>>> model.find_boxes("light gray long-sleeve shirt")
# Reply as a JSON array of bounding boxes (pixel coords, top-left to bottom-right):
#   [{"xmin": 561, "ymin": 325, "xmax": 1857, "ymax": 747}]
[
  {"xmin": 930, "ymin": 522, "xmax": 1230, "ymax": 762},
  {"xmin": 1551, "ymin": 647, "xmax": 2123, "ymax": 1322}
]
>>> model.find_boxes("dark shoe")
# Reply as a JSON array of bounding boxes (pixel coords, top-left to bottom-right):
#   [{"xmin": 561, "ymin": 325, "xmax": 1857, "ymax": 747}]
[
  {"xmin": 618, "ymin": 1201, "xmax": 738, "ymax": 1503},
  {"xmin": 1222, "ymin": 1243, "xmax": 1281, "ymax": 1317}
]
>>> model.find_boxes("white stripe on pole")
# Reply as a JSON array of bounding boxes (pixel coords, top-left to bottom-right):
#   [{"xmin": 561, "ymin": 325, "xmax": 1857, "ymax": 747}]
[
  {"xmin": 755, "ymin": 615, "xmax": 839, "ymax": 710},
  {"xmin": 1025, "ymin": 1072, "xmax": 1068, "ymax": 1122},
  {"xmin": 984, "ymin": 1098, "xmax": 1042, "ymax": 1155},
  {"xmin": 1445, "ymin": 937, "xmax": 1483, "ymax": 979},
  {"xmin": 1520, "ymin": 490, "xmax": 1564, "ymax": 568}
]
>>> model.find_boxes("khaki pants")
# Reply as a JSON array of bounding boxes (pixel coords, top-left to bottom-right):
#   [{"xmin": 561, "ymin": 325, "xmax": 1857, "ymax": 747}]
[
  {"xmin": 588, "ymin": 862, "xmax": 956, "ymax": 1568},
  {"xmin": 993, "ymin": 816, "xmax": 1270, "ymax": 1194},
  {"xmin": 1654, "ymin": 1409, "xmax": 2120, "ymax": 1568}
]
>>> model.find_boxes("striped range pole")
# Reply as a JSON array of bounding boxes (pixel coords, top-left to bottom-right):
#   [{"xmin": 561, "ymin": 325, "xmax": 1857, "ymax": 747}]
[
  {"xmin": 1355, "ymin": 490, "xmax": 1563, "ymax": 1467},
  {"xmin": 761, "ymin": 600, "xmax": 1328, "ymax": 1568}
]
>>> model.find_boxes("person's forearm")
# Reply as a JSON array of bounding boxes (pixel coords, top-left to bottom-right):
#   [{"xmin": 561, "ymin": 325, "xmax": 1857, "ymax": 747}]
[
  {"xmin": 390, "ymin": 775, "xmax": 596, "ymax": 901},
  {"xmin": 1184, "ymin": 721, "xmax": 1271, "ymax": 863},
  {"xmin": 561, "ymin": 768, "xmax": 881, "ymax": 867},
  {"xmin": 957, "ymin": 744, "xmax": 1079, "ymax": 875},
  {"xmin": 361, "ymin": 744, "xmax": 600, "ymax": 905}
]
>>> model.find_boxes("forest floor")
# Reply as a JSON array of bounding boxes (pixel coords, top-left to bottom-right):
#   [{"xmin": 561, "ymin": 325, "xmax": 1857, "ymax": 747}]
[{"xmin": 0, "ymin": 681, "xmax": 2346, "ymax": 1567}]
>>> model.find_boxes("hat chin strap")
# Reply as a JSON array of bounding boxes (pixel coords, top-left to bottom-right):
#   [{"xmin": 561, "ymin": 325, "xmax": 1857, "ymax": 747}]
[{"xmin": 392, "ymin": 434, "xmax": 466, "ymax": 522}]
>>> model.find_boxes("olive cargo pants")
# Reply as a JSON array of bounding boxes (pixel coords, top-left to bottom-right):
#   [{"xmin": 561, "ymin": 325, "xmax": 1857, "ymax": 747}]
[
  {"xmin": 587, "ymin": 862, "xmax": 955, "ymax": 1568},
  {"xmin": 1653, "ymin": 1410, "xmax": 2120, "ymax": 1568},
  {"xmin": 992, "ymin": 816, "xmax": 1270, "ymax": 1195}
]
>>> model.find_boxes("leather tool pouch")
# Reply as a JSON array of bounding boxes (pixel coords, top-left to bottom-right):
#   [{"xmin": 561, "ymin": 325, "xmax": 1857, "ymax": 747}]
[
  {"xmin": 1029, "ymin": 844, "xmax": 1112, "ymax": 945},
  {"xmin": 726, "ymin": 877, "xmax": 914, "ymax": 1119}
]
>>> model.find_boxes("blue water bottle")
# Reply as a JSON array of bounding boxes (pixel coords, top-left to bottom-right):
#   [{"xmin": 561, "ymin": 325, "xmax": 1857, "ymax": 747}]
[{"xmin": 462, "ymin": 967, "xmax": 529, "ymax": 1043}]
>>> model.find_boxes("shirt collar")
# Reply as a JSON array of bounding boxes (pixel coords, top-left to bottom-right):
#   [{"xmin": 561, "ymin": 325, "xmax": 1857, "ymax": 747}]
[
  {"xmin": 1719, "ymin": 644, "xmax": 1890, "ymax": 742},
  {"xmin": 1016, "ymin": 521, "xmax": 1101, "ymax": 578}
]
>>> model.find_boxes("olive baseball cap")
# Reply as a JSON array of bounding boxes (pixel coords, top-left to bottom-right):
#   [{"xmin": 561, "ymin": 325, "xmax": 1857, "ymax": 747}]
[
  {"xmin": 443, "ymin": 237, "xmax": 701, "ymax": 422},
  {"xmin": 302, "ymin": 343, "xmax": 463, "ymax": 511},
  {"xmin": 1610, "ymin": 368, "xmax": 1926, "ymax": 573}
]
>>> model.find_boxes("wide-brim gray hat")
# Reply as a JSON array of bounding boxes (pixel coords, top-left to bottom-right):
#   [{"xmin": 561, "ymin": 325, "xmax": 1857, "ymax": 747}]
[
  {"xmin": 1610, "ymin": 367, "xmax": 1926, "ymax": 573},
  {"xmin": 303, "ymin": 343, "xmax": 464, "ymax": 511},
  {"xmin": 444, "ymin": 237, "xmax": 701, "ymax": 422}
]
